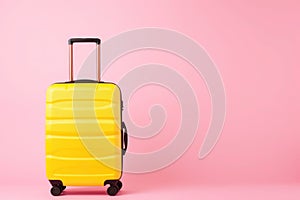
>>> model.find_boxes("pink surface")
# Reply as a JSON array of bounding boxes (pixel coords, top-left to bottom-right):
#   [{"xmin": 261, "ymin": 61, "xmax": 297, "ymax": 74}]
[
  {"xmin": 1, "ymin": 184, "xmax": 300, "ymax": 200},
  {"xmin": 0, "ymin": 0, "xmax": 299, "ymax": 199}
]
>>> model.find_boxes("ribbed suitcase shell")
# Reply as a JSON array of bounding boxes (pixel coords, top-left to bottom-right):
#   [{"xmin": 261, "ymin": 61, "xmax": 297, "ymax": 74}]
[{"xmin": 45, "ymin": 82, "xmax": 122, "ymax": 186}]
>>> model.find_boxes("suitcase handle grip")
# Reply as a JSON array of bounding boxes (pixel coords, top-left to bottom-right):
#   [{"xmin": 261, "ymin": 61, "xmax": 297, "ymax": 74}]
[
  {"xmin": 68, "ymin": 38, "xmax": 101, "ymax": 82},
  {"xmin": 68, "ymin": 38, "xmax": 101, "ymax": 45},
  {"xmin": 122, "ymin": 122, "xmax": 128, "ymax": 156}
]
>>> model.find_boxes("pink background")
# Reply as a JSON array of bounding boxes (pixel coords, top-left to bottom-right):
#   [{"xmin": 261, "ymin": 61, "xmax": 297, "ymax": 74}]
[{"xmin": 0, "ymin": 0, "xmax": 299, "ymax": 199}]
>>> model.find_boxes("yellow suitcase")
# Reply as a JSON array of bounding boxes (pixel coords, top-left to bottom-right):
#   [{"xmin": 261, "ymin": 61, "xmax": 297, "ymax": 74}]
[{"xmin": 45, "ymin": 38, "xmax": 128, "ymax": 196}]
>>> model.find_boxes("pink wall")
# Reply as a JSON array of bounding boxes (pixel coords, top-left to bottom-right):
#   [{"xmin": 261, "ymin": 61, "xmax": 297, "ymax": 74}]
[{"xmin": 0, "ymin": 0, "xmax": 299, "ymax": 188}]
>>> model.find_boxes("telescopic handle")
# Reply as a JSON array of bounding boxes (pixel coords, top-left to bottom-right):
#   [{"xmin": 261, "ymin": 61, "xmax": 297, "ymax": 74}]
[{"xmin": 68, "ymin": 38, "xmax": 101, "ymax": 82}]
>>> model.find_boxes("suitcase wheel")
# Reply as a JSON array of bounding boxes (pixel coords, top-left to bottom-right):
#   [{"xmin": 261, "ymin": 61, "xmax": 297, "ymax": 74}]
[
  {"xmin": 61, "ymin": 185, "xmax": 66, "ymax": 191},
  {"xmin": 49, "ymin": 180, "xmax": 66, "ymax": 196},
  {"xmin": 117, "ymin": 180, "xmax": 123, "ymax": 190},
  {"xmin": 107, "ymin": 185, "xmax": 119, "ymax": 196},
  {"xmin": 106, "ymin": 180, "xmax": 122, "ymax": 196},
  {"xmin": 50, "ymin": 186, "xmax": 62, "ymax": 196}
]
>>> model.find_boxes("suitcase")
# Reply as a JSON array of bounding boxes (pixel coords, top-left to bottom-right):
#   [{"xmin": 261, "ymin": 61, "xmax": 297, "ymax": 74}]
[{"xmin": 45, "ymin": 38, "xmax": 128, "ymax": 196}]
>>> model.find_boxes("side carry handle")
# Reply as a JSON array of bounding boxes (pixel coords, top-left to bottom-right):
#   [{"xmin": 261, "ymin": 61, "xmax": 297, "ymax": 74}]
[
  {"xmin": 68, "ymin": 38, "xmax": 101, "ymax": 82},
  {"xmin": 122, "ymin": 122, "xmax": 128, "ymax": 156}
]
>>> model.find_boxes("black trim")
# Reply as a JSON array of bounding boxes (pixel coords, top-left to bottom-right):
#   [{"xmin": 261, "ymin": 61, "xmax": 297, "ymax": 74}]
[
  {"xmin": 49, "ymin": 180, "xmax": 63, "ymax": 187},
  {"xmin": 68, "ymin": 79, "xmax": 100, "ymax": 83},
  {"xmin": 121, "ymin": 122, "xmax": 128, "ymax": 155},
  {"xmin": 68, "ymin": 38, "xmax": 101, "ymax": 45}
]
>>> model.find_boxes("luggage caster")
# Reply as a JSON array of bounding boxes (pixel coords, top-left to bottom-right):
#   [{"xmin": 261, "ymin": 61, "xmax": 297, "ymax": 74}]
[
  {"xmin": 107, "ymin": 185, "xmax": 119, "ymax": 196},
  {"xmin": 105, "ymin": 180, "xmax": 122, "ymax": 196},
  {"xmin": 60, "ymin": 185, "xmax": 66, "ymax": 191},
  {"xmin": 50, "ymin": 186, "xmax": 62, "ymax": 196},
  {"xmin": 117, "ymin": 180, "xmax": 122, "ymax": 190},
  {"xmin": 49, "ymin": 180, "xmax": 65, "ymax": 196}
]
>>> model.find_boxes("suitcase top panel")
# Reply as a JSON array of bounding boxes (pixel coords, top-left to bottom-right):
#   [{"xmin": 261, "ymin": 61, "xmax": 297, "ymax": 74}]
[{"xmin": 46, "ymin": 81, "xmax": 121, "ymax": 103}]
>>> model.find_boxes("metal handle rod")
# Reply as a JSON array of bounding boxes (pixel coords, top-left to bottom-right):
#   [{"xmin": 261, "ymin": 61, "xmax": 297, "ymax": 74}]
[
  {"xmin": 68, "ymin": 38, "xmax": 101, "ymax": 82},
  {"xmin": 96, "ymin": 44, "xmax": 100, "ymax": 82},
  {"xmin": 69, "ymin": 45, "xmax": 74, "ymax": 81}
]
